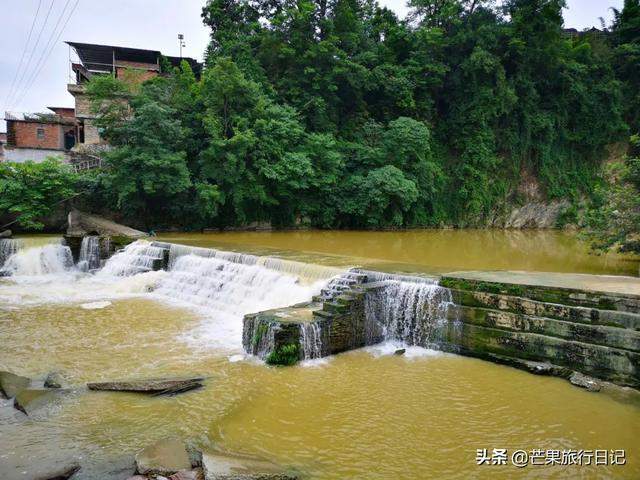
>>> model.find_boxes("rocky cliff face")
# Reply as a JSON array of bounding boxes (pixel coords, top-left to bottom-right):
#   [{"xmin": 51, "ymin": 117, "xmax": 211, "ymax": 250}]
[{"xmin": 493, "ymin": 199, "xmax": 571, "ymax": 229}]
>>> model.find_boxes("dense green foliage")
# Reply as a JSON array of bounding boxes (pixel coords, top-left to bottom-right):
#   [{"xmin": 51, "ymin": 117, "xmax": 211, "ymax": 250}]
[
  {"xmin": 0, "ymin": 1, "xmax": 635, "ymax": 235},
  {"xmin": 0, "ymin": 159, "xmax": 78, "ymax": 230},
  {"xmin": 78, "ymin": 1, "xmax": 640, "ymax": 232},
  {"xmin": 585, "ymin": 135, "xmax": 640, "ymax": 254}
]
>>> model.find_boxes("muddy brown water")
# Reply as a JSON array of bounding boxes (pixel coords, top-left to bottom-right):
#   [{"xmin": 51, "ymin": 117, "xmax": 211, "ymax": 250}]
[{"xmin": 1, "ymin": 230, "xmax": 639, "ymax": 479}]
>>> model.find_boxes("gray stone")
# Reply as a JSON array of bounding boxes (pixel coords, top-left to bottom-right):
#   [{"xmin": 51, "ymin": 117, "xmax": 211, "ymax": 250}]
[
  {"xmin": 0, "ymin": 229, "xmax": 11, "ymax": 239},
  {"xmin": 186, "ymin": 442, "xmax": 204, "ymax": 468},
  {"xmin": 66, "ymin": 209, "xmax": 147, "ymax": 239},
  {"xmin": 44, "ymin": 372, "xmax": 64, "ymax": 389},
  {"xmin": 13, "ymin": 388, "xmax": 68, "ymax": 415},
  {"xmin": 87, "ymin": 377, "xmax": 204, "ymax": 395},
  {"xmin": 0, "ymin": 371, "xmax": 31, "ymax": 398},
  {"xmin": 135, "ymin": 437, "xmax": 192, "ymax": 476},
  {"xmin": 569, "ymin": 372, "xmax": 602, "ymax": 392},
  {"xmin": 394, "ymin": 348, "xmax": 406, "ymax": 356},
  {"xmin": 202, "ymin": 453, "xmax": 298, "ymax": 480},
  {"xmin": 168, "ymin": 469, "xmax": 205, "ymax": 480},
  {"xmin": 499, "ymin": 199, "xmax": 570, "ymax": 229},
  {"xmin": 26, "ymin": 462, "xmax": 80, "ymax": 480}
]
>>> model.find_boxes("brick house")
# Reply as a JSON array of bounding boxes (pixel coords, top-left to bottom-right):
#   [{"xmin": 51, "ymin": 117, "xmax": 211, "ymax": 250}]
[
  {"xmin": 66, "ymin": 42, "xmax": 201, "ymax": 147},
  {"xmin": 3, "ymin": 109, "xmax": 76, "ymax": 163}
]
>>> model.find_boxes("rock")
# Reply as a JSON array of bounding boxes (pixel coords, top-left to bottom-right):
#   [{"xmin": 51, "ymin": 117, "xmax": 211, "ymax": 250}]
[
  {"xmin": 500, "ymin": 199, "xmax": 570, "ymax": 229},
  {"xmin": 522, "ymin": 361, "xmax": 554, "ymax": 375},
  {"xmin": 87, "ymin": 377, "xmax": 204, "ymax": 396},
  {"xmin": 569, "ymin": 372, "xmax": 602, "ymax": 392},
  {"xmin": 135, "ymin": 438, "xmax": 192, "ymax": 476},
  {"xmin": 394, "ymin": 348, "xmax": 406, "ymax": 356},
  {"xmin": 13, "ymin": 388, "xmax": 68, "ymax": 415},
  {"xmin": 27, "ymin": 462, "xmax": 80, "ymax": 480},
  {"xmin": 168, "ymin": 469, "xmax": 205, "ymax": 480},
  {"xmin": 44, "ymin": 372, "xmax": 64, "ymax": 389},
  {"xmin": 0, "ymin": 229, "xmax": 11, "ymax": 239},
  {"xmin": 202, "ymin": 453, "xmax": 298, "ymax": 480},
  {"xmin": 186, "ymin": 442, "xmax": 204, "ymax": 468},
  {"xmin": 126, "ymin": 477, "xmax": 148, "ymax": 480},
  {"xmin": 66, "ymin": 209, "xmax": 147, "ymax": 239},
  {"xmin": 0, "ymin": 371, "xmax": 31, "ymax": 398}
]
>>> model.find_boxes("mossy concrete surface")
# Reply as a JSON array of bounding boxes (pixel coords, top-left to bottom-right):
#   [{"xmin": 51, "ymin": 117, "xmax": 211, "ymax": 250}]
[
  {"xmin": 243, "ymin": 302, "xmax": 323, "ymax": 364},
  {"xmin": 441, "ymin": 271, "xmax": 640, "ymax": 313},
  {"xmin": 443, "ymin": 271, "xmax": 640, "ymax": 388}
]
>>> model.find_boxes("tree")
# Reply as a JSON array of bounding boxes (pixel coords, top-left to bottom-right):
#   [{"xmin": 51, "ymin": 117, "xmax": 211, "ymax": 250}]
[
  {"xmin": 585, "ymin": 136, "xmax": 640, "ymax": 254},
  {"xmin": 611, "ymin": 0, "xmax": 640, "ymax": 131},
  {"xmin": 87, "ymin": 76, "xmax": 193, "ymax": 227},
  {"xmin": 0, "ymin": 159, "xmax": 78, "ymax": 230}
]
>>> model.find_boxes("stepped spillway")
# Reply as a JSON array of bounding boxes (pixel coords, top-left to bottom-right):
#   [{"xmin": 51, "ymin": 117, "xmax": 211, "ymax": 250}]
[{"xmin": 2, "ymin": 237, "xmax": 635, "ymax": 387}]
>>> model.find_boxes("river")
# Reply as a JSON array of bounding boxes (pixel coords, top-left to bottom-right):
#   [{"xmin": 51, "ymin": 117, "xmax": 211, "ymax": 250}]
[{"xmin": 0, "ymin": 230, "xmax": 638, "ymax": 479}]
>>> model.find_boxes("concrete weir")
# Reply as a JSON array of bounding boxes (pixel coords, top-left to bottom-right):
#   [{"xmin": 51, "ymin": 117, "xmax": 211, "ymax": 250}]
[
  {"xmin": 242, "ymin": 267, "xmax": 640, "ymax": 389},
  {"xmin": 53, "ymin": 232, "xmax": 639, "ymax": 389}
]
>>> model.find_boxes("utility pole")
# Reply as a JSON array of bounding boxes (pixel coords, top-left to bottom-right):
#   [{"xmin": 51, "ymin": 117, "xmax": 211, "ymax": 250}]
[{"xmin": 178, "ymin": 34, "xmax": 185, "ymax": 59}]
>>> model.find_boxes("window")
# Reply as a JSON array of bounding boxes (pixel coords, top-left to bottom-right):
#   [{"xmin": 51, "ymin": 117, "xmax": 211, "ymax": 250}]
[{"xmin": 36, "ymin": 128, "xmax": 45, "ymax": 140}]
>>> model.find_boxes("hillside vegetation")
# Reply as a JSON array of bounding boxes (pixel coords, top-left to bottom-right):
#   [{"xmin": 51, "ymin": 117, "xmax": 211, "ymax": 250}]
[{"xmin": 2, "ymin": 0, "xmax": 639, "ymax": 252}]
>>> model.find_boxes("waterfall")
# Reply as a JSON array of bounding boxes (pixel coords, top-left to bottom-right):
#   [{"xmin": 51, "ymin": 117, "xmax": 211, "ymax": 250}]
[
  {"xmin": 0, "ymin": 239, "xmax": 21, "ymax": 269},
  {"xmin": 300, "ymin": 322, "xmax": 325, "ymax": 360},
  {"xmin": 99, "ymin": 240, "xmax": 165, "ymax": 276},
  {"xmin": 155, "ymin": 253, "xmax": 328, "ymax": 315},
  {"xmin": 168, "ymin": 243, "xmax": 343, "ymax": 284},
  {"xmin": 243, "ymin": 319, "xmax": 277, "ymax": 358},
  {"xmin": 77, "ymin": 236, "xmax": 101, "ymax": 272},
  {"xmin": 153, "ymin": 252, "xmax": 335, "ymax": 350},
  {"xmin": 0, "ymin": 243, "xmax": 73, "ymax": 276},
  {"xmin": 364, "ymin": 280, "xmax": 455, "ymax": 348}
]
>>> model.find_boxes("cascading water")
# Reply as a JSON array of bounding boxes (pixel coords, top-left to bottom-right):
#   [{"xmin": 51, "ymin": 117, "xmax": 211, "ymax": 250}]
[
  {"xmin": 77, "ymin": 236, "xmax": 101, "ymax": 272},
  {"xmin": 92, "ymin": 241, "xmax": 341, "ymax": 350},
  {"xmin": 168, "ymin": 243, "xmax": 344, "ymax": 284},
  {"xmin": 155, "ymin": 253, "xmax": 328, "ymax": 316},
  {"xmin": 98, "ymin": 240, "xmax": 165, "ymax": 276},
  {"xmin": 0, "ymin": 242, "xmax": 74, "ymax": 276},
  {"xmin": 243, "ymin": 320, "xmax": 277, "ymax": 358},
  {"xmin": 364, "ymin": 279, "xmax": 456, "ymax": 349},
  {"xmin": 300, "ymin": 322, "xmax": 325, "ymax": 360},
  {"xmin": 0, "ymin": 239, "xmax": 21, "ymax": 270}
]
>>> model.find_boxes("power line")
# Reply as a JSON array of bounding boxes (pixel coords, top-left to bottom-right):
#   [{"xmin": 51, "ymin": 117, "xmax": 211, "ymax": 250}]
[
  {"xmin": 7, "ymin": 0, "xmax": 55, "ymax": 109},
  {"xmin": 19, "ymin": 0, "xmax": 81, "ymax": 107},
  {"xmin": 12, "ymin": 0, "xmax": 76, "ymax": 108},
  {"xmin": 3, "ymin": 0, "xmax": 43, "ymax": 111}
]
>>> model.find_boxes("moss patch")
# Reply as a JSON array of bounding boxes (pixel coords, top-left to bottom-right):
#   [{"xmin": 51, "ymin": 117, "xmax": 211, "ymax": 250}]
[{"xmin": 266, "ymin": 343, "xmax": 300, "ymax": 366}]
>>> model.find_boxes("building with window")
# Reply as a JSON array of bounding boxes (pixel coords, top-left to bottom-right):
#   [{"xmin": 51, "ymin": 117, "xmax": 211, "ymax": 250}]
[
  {"xmin": 66, "ymin": 41, "xmax": 200, "ymax": 147},
  {"xmin": 1, "ymin": 41, "xmax": 200, "ymax": 168},
  {"xmin": 3, "ymin": 109, "xmax": 76, "ymax": 163}
]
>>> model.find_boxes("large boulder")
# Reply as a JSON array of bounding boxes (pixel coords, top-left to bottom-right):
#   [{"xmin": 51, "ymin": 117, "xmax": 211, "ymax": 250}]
[
  {"xmin": 66, "ymin": 209, "xmax": 147, "ymax": 239},
  {"xmin": 0, "ymin": 371, "xmax": 31, "ymax": 398},
  {"xmin": 135, "ymin": 437, "xmax": 193, "ymax": 476},
  {"xmin": 0, "ymin": 229, "xmax": 11, "ymax": 239},
  {"xmin": 13, "ymin": 388, "xmax": 68, "ymax": 415},
  {"xmin": 202, "ymin": 453, "xmax": 298, "ymax": 480}
]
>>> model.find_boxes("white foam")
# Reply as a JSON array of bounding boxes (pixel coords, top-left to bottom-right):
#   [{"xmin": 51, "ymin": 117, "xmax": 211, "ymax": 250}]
[
  {"xmin": 80, "ymin": 301, "xmax": 112, "ymax": 310},
  {"xmin": 364, "ymin": 341, "xmax": 444, "ymax": 359}
]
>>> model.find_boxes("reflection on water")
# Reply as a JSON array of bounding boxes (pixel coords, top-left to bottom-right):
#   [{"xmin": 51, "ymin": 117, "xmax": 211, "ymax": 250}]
[
  {"xmin": 1, "ymin": 299, "xmax": 639, "ymax": 479},
  {"xmin": 158, "ymin": 229, "xmax": 640, "ymax": 276}
]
